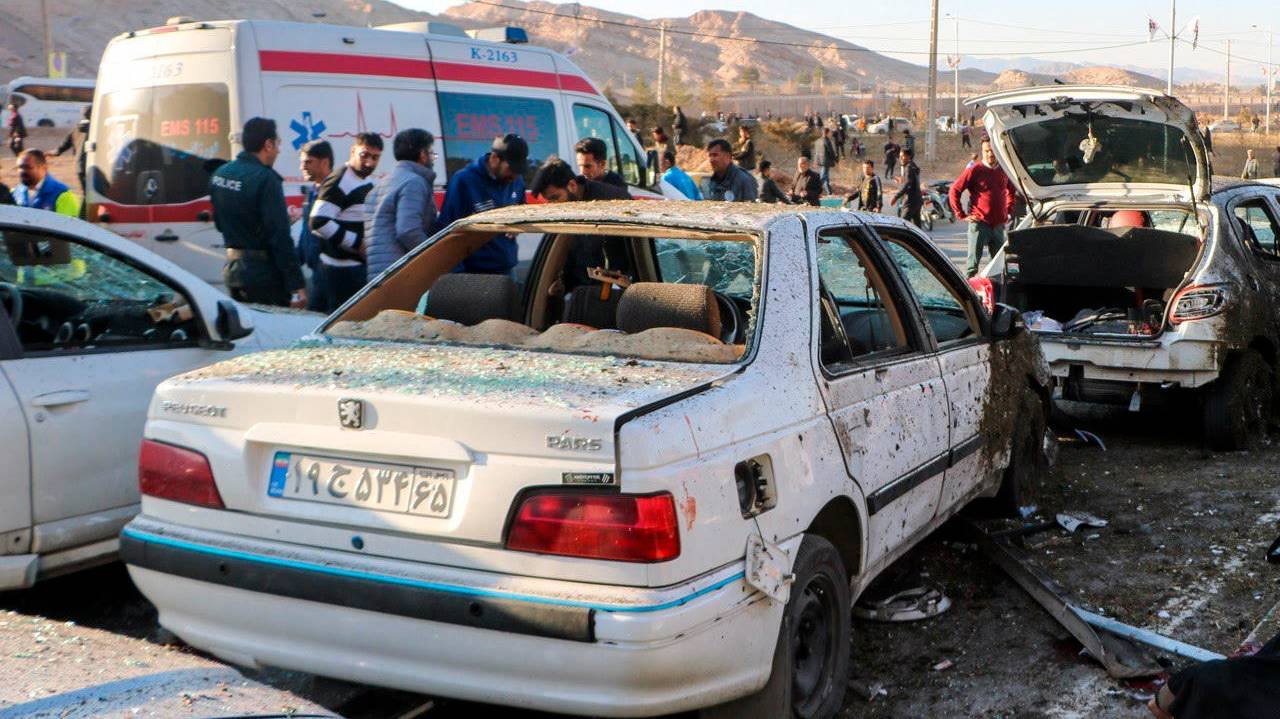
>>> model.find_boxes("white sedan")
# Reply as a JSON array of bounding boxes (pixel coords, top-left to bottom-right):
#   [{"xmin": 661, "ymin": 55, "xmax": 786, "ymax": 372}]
[{"xmin": 0, "ymin": 206, "xmax": 318, "ymax": 590}]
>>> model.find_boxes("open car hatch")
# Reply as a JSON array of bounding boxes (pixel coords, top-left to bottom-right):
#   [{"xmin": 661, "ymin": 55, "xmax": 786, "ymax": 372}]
[{"xmin": 968, "ymin": 85, "xmax": 1209, "ymax": 204}]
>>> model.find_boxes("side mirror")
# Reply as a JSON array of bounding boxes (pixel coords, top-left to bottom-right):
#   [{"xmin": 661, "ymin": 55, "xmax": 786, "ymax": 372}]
[
  {"xmin": 990, "ymin": 303, "xmax": 1024, "ymax": 339},
  {"xmin": 215, "ymin": 299, "xmax": 253, "ymax": 342}
]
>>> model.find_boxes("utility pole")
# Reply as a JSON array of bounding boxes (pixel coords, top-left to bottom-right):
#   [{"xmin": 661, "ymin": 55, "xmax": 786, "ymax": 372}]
[
  {"xmin": 1224, "ymin": 39, "xmax": 1231, "ymax": 121},
  {"xmin": 40, "ymin": 0, "xmax": 53, "ymax": 76},
  {"xmin": 925, "ymin": 0, "xmax": 939, "ymax": 161},
  {"xmin": 657, "ymin": 21, "xmax": 667, "ymax": 106},
  {"xmin": 1167, "ymin": 0, "xmax": 1176, "ymax": 95},
  {"xmin": 953, "ymin": 15, "xmax": 960, "ymax": 127}
]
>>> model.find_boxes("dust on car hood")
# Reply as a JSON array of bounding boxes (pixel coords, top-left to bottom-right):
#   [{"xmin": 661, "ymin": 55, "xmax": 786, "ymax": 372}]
[{"xmin": 968, "ymin": 85, "xmax": 1209, "ymax": 204}]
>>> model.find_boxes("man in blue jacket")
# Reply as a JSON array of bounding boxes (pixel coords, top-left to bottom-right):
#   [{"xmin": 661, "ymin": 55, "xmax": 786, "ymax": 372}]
[
  {"xmin": 436, "ymin": 134, "xmax": 528, "ymax": 275},
  {"xmin": 12, "ymin": 150, "xmax": 80, "ymax": 217}
]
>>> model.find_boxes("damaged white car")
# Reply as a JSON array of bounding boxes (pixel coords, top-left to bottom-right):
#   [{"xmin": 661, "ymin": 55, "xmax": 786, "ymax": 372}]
[
  {"xmin": 971, "ymin": 85, "xmax": 1280, "ymax": 450},
  {"xmin": 121, "ymin": 202, "xmax": 1049, "ymax": 718}
]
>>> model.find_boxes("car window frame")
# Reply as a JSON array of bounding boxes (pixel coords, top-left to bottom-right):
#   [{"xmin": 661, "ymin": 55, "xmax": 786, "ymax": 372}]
[
  {"xmin": 1229, "ymin": 193, "xmax": 1280, "ymax": 261},
  {"xmin": 866, "ymin": 222, "xmax": 991, "ymax": 345},
  {"xmin": 814, "ymin": 227, "xmax": 930, "ymax": 378},
  {"xmin": 0, "ymin": 224, "xmax": 208, "ymax": 359}
]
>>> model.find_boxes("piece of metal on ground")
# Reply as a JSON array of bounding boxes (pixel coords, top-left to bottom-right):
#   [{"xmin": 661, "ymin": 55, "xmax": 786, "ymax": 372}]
[
  {"xmin": 1073, "ymin": 429, "xmax": 1107, "ymax": 450},
  {"xmin": 990, "ymin": 520, "xmax": 1057, "ymax": 540},
  {"xmin": 1072, "ymin": 608, "xmax": 1224, "ymax": 663},
  {"xmin": 964, "ymin": 519, "xmax": 1164, "ymax": 678}
]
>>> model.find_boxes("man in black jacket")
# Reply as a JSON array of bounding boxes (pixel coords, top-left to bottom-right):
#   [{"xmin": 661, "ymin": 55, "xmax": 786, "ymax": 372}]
[
  {"xmin": 883, "ymin": 139, "xmax": 900, "ymax": 179},
  {"xmin": 757, "ymin": 160, "xmax": 790, "ymax": 204},
  {"xmin": 672, "ymin": 106, "xmax": 689, "ymax": 146},
  {"xmin": 530, "ymin": 158, "xmax": 631, "ymax": 292},
  {"xmin": 892, "ymin": 148, "xmax": 923, "ymax": 227},
  {"xmin": 846, "ymin": 160, "xmax": 882, "ymax": 212},
  {"xmin": 790, "ymin": 154, "xmax": 822, "ymax": 206},
  {"xmin": 52, "ymin": 105, "xmax": 90, "ymax": 194},
  {"xmin": 574, "ymin": 137, "xmax": 626, "ymax": 188},
  {"xmin": 820, "ymin": 128, "xmax": 838, "ymax": 194},
  {"xmin": 733, "ymin": 126, "xmax": 756, "ymax": 171}
]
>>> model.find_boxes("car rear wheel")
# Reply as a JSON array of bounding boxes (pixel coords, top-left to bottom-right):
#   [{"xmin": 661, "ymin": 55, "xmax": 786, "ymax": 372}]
[
  {"xmin": 700, "ymin": 534, "xmax": 849, "ymax": 719},
  {"xmin": 1203, "ymin": 349, "xmax": 1273, "ymax": 451}
]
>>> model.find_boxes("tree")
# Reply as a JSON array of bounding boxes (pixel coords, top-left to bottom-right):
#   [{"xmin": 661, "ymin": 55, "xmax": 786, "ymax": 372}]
[
  {"xmin": 665, "ymin": 71, "xmax": 693, "ymax": 107},
  {"xmin": 813, "ymin": 65, "xmax": 826, "ymax": 88},
  {"xmin": 888, "ymin": 97, "xmax": 912, "ymax": 118},
  {"xmin": 699, "ymin": 77, "xmax": 720, "ymax": 114},
  {"xmin": 737, "ymin": 65, "xmax": 761, "ymax": 89},
  {"xmin": 794, "ymin": 69, "xmax": 813, "ymax": 87},
  {"xmin": 631, "ymin": 73, "xmax": 655, "ymax": 106}
]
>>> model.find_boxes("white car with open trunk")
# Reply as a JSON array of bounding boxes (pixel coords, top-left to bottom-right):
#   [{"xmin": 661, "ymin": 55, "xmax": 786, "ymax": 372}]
[
  {"xmin": 122, "ymin": 202, "xmax": 1049, "ymax": 717},
  {"xmin": 971, "ymin": 85, "xmax": 1280, "ymax": 450}
]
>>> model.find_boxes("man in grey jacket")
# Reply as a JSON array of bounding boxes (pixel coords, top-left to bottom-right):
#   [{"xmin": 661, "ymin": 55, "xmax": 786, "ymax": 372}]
[
  {"xmin": 364, "ymin": 128, "xmax": 437, "ymax": 277},
  {"xmin": 703, "ymin": 138, "xmax": 758, "ymax": 202}
]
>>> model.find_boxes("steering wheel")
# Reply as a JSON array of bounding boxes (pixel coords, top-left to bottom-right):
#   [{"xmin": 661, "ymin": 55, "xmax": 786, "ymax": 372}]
[
  {"xmin": 713, "ymin": 291, "xmax": 743, "ymax": 344},
  {"xmin": 0, "ymin": 282, "xmax": 22, "ymax": 328}
]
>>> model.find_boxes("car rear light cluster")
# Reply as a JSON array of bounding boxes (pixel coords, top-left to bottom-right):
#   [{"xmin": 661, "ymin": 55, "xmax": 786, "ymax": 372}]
[
  {"xmin": 1169, "ymin": 285, "xmax": 1229, "ymax": 324},
  {"xmin": 505, "ymin": 491, "xmax": 680, "ymax": 563},
  {"xmin": 138, "ymin": 439, "xmax": 225, "ymax": 508},
  {"xmin": 968, "ymin": 275, "xmax": 996, "ymax": 314}
]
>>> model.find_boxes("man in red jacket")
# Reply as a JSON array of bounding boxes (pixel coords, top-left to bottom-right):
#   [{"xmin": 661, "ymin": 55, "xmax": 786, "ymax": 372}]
[{"xmin": 950, "ymin": 138, "xmax": 1019, "ymax": 277}]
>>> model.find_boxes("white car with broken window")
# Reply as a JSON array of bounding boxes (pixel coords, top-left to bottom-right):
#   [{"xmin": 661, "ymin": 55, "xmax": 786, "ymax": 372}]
[
  {"xmin": 972, "ymin": 85, "xmax": 1280, "ymax": 450},
  {"xmin": 0, "ymin": 206, "xmax": 317, "ymax": 591},
  {"xmin": 122, "ymin": 201, "xmax": 1050, "ymax": 718}
]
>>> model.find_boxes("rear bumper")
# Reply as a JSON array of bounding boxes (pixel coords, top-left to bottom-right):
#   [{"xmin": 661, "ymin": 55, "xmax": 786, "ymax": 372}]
[
  {"xmin": 122, "ymin": 517, "xmax": 782, "ymax": 716},
  {"xmin": 1040, "ymin": 335, "xmax": 1222, "ymax": 388}
]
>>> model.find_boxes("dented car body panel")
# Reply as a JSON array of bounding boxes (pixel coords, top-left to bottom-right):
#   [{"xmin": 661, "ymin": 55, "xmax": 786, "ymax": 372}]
[{"xmin": 123, "ymin": 202, "xmax": 1047, "ymax": 716}]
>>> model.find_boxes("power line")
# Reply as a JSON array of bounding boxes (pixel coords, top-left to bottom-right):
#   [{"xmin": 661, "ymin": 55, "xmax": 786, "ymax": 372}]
[{"xmin": 465, "ymin": 0, "xmax": 1155, "ymax": 59}]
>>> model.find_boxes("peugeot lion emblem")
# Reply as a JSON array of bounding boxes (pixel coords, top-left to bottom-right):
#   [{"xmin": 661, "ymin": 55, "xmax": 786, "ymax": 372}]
[{"xmin": 337, "ymin": 398, "xmax": 364, "ymax": 429}]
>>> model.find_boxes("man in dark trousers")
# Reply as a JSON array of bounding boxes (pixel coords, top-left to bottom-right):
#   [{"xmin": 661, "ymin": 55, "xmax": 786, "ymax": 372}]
[
  {"xmin": 296, "ymin": 139, "xmax": 333, "ymax": 311},
  {"xmin": 436, "ymin": 133, "xmax": 529, "ymax": 275},
  {"xmin": 574, "ymin": 137, "xmax": 626, "ymax": 188},
  {"xmin": 209, "ymin": 117, "xmax": 306, "ymax": 308},
  {"xmin": 846, "ymin": 160, "xmax": 882, "ymax": 212},
  {"xmin": 819, "ymin": 128, "xmax": 838, "ymax": 194},
  {"xmin": 529, "ymin": 158, "xmax": 630, "ymax": 292},
  {"xmin": 892, "ymin": 148, "xmax": 923, "ymax": 227},
  {"xmin": 52, "ymin": 105, "xmax": 90, "ymax": 195},
  {"xmin": 309, "ymin": 132, "xmax": 382, "ymax": 311},
  {"xmin": 883, "ymin": 138, "xmax": 900, "ymax": 179},
  {"xmin": 790, "ymin": 154, "xmax": 822, "ymax": 206},
  {"xmin": 733, "ymin": 126, "xmax": 756, "ymax": 172},
  {"xmin": 672, "ymin": 105, "xmax": 689, "ymax": 146},
  {"xmin": 950, "ymin": 138, "xmax": 1019, "ymax": 277}
]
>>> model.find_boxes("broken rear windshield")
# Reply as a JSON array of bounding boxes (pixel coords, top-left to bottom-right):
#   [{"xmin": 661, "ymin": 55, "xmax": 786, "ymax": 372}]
[
  {"xmin": 324, "ymin": 227, "xmax": 761, "ymax": 365},
  {"xmin": 1006, "ymin": 116, "xmax": 1196, "ymax": 188}
]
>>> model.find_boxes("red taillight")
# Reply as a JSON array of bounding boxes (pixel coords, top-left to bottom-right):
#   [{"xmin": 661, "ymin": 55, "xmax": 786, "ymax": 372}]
[
  {"xmin": 138, "ymin": 439, "xmax": 225, "ymax": 508},
  {"xmin": 968, "ymin": 275, "xmax": 995, "ymax": 314},
  {"xmin": 1169, "ymin": 284, "xmax": 1229, "ymax": 325},
  {"xmin": 505, "ymin": 491, "xmax": 681, "ymax": 563}
]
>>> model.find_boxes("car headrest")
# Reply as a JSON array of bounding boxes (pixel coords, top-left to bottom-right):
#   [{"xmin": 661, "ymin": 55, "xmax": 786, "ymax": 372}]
[
  {"xmin": 562, "ymin": 284, "xmax": 625, "ymax": 329},
  {"xmin": 424, "ymin": 273, "xmax": 516, "ymax": 325},
  {"xmin": 616, "ymin": 283, "xmax": 722, "ymax": 339},
  {"xmin": 1108, "ymin": 210, "xmax": 1149, "ymax": 229}
]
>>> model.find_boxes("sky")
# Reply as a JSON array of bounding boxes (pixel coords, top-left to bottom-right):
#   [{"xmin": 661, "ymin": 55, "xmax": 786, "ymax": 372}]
[{"xmin": 392, "ymin": 0, "xmax": 1277, "ymax": 79}]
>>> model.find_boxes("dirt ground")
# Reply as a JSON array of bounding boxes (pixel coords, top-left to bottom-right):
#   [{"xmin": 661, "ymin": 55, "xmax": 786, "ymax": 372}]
[{"xmin": 1, "ymin": 126, "xmax": 79, "ymax": 195}]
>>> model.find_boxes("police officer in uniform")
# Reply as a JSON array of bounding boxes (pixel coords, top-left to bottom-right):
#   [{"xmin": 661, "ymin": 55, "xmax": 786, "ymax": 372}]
[{"xmin": 209, "ymin": 117, "xmax": 307, "ymax": 308}]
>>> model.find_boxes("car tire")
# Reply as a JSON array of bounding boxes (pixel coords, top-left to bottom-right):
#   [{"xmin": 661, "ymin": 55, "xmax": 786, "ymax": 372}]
[
  {"xmin": 1203, "ymin": 349, "xmax": 1273, "ymax": 451},
  {"xmin": 699, "ymin": 535, "xmax": 850, "ymax": 719},
  {"xmin": 991, "ymin": 387, "xmax": 1047, "ymax": 516}
]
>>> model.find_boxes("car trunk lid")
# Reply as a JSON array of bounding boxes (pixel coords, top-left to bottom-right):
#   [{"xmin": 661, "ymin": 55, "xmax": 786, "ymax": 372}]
[
  {"xmin": 969, "ymin": 85, "xmax": 1209, "ymax": 204},
  {"xmin": 151, "ymin": 339, "xmax": 734, "ymax": 547}
]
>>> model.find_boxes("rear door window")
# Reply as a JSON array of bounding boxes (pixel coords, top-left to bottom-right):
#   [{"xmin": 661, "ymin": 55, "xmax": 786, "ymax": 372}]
[
  {"xmin": 875, "ymin": 229, "xmax": 981, "ymax": 344},
  {"xmin": 1233, "ymin": 198, "xmax": 1280, "ymax": 257},
  {"xmin": 438, "ymin": 92, "xmax": 558, "ymax": 184},
  {"xmin": 92, "ymin": 83, "xmax": 231, "ymax": 206}
]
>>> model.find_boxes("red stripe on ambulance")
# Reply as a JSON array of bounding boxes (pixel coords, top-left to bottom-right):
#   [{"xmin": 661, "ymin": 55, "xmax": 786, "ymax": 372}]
[{"xmin": 256, "ymin": 51, "xmax": 597, "ymax": 95}]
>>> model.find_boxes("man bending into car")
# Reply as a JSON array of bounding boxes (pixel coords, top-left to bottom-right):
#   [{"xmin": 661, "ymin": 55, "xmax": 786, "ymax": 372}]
[{"xmin": 530, "ymin": 158, "xmax": 631, "ymax": 293}]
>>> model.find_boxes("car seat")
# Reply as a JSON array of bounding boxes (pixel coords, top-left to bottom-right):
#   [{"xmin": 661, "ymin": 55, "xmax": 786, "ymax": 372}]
[
  {"xmin": 562, "ymin": 284, "xmax": 625, "ymax": 329},
  {"xmin": 423, "ymin": 273, "xmax": 517, "ymax": 325},
  {"xmin": 616, "ymin": 283, "xmax": 722, "ymax": 339}
]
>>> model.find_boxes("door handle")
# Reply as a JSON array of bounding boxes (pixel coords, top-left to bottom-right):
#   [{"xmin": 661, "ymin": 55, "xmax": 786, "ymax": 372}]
[{"xmin": 30, "ymin": 389, "xmax": 91, "ymax": 408}]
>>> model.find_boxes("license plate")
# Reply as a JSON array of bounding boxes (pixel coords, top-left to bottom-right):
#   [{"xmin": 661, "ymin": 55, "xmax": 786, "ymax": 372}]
[{"xmin": 267, "ymin": 452, "xmax": 456, "ymax": 518}]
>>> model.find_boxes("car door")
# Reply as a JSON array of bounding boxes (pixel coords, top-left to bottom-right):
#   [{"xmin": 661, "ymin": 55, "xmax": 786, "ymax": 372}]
[
  {"xmin": 811, "ymin": 224, "xmax": 951, "ymax": 568},
  {"xmin": 0, "ymin": 224, "xmax": 227, "ymax": 550},
  {"xmin": 0, "ymin": 312, "xmax": 30, "ymax": 551},
  {"xmin": 1238, "ymin": 192, "xmax": 1280, "ymax": 335},
  {"xmin": 870, "ymin": 223, "xmax": 992, "ymax": 510}
]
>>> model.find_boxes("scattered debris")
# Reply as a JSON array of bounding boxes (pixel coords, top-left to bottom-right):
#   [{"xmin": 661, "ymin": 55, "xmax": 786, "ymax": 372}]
[
  {"xmin": 931, "ymin": 659, "xmax": 954, "ymax": 672},
  {"xmin": 1073, "ymin": 429, "xmax": 1107, "ymax": 450},
  {"xmin": 1056, "ymin": 511, "xmax": 1109, "ymax": 534},
  {"xmin": 853, "ymin": 586, "xmax": 952, "ymax": 623},
  {"xmin": 848, "ymin": 680, "xmax": 888, "ymax": 702},
  {"xmin": 1073, "ymin": 608, "xmax": 1224, "ymax": 663}
]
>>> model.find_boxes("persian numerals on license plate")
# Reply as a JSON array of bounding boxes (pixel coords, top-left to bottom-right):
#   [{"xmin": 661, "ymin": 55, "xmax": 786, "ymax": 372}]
[{"xmin": 267, "ymin": 452, "xmax": 456, "ymax": 518}]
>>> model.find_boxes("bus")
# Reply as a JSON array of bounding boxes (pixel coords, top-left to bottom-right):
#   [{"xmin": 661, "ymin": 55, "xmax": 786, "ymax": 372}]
[{"xmin": 4, "ymin": 76, "xmax": 95, "ymax": 127}]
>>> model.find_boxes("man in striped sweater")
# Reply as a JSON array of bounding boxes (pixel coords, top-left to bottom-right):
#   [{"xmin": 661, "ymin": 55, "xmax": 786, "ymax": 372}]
[{"xmin": 309, "ymin": 132, "xmax": 383, "ymax": 311}]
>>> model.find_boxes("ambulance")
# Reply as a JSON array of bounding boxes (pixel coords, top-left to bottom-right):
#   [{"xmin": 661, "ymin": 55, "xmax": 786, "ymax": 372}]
[{"xmin": 86, "ymin": 18, "xmax": 654, "ymax": 286}]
